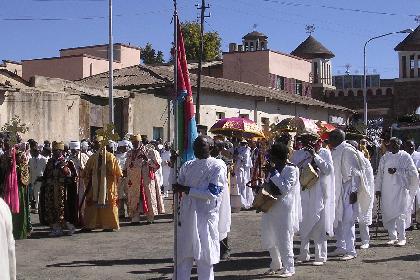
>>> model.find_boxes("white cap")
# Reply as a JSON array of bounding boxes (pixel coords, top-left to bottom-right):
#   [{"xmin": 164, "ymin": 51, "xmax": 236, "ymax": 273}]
[
  {"xmin": 69, "ymin": 141, "xmax": 81, "ymax": 150},
  {"xmin": 118, "ymin": 140, "xmax": 130, "ymax": 147},
  {"xmin": 81, "ymin": 141, "xmax": 89, "ymax": 150}
]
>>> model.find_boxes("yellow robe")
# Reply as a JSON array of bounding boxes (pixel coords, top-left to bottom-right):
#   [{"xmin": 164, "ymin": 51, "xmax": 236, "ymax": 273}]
[{"xmin": 83, "ymin": 151, "xmax": 122, "ymax": 230}]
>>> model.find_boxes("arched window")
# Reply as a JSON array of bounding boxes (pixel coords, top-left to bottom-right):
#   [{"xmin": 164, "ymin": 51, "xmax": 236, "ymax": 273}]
[
  {"xmin": 357, "ymin": 90, "xmax": 363, "ymax": 97},
  {"xmin": 338, "ymin": 91, "xmax": 344, "ymax": 97},
  {"xmin": 367, "ymin": 89, "xmax": 373, "ymax": 96},
  {"xmin": 348, "ymin": 90, "xmax": 354, "ymax": 96},
  {"xmin": 375, "ymin": 88, "xmax": 382, "ymax": 96},
  {"xmin": 386, "ymin": 88, "xmax": 393, "ymax": 96}
]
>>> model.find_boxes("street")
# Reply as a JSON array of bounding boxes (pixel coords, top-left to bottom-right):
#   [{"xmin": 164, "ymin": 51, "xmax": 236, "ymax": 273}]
[{"xmin": 16, "ymin": 199, "xmax": 420, "ymax": 280}]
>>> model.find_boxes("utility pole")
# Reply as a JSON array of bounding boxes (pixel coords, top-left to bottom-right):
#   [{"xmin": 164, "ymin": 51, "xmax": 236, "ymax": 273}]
[
  {"xmin": 195, "ymin": 0, "xmax": 210, "ymax": 125},
  {"xmin": 108, "ymin": 0, "xmax": 114, "ymax": 125}
]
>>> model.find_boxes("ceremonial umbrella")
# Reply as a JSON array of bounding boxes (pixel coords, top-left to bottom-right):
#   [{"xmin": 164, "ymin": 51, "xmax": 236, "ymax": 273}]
[
  {"xmin": 273, "ymin": 117, "xmax": 319, "ymax": 135},
  {"xmin": 209, "ymin": 117, "xmax": 265, "ymax": 139},
  {"xmin": 316, "ymin": 121, "xmax": 336, "ymax": 140}
]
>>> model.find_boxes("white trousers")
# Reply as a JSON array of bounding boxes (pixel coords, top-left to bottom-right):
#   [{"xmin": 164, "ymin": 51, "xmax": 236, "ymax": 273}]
[
  {"xmin": 359, "ymin": 222, "xmax": 370, "ymax": 245},
  {"xmin": 175, "ymin": 258, "xmax": 214, "ymax": 280},
  {"xmin": 33, "ymin": 182, "xmax": 42, "ymax": 209},
  {"xmin": 299, "ymin": 213, "xmax": 328, "ymax": 262},
  {"xmin": 268, "ymin": 232, "xmax": 295, "ymax": 274},
  {"xmin": 384, "ymin": 215, "xmax": 406, "ymax": 241}
]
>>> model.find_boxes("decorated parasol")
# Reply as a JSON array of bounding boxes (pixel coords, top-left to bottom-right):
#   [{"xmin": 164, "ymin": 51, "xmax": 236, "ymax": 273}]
[
  {"xmin": 95, "ymin": 123, "xmax": 120, "ymax": 148},
  {"xmin": 273, "ymin": 117, "xmax": 319, "ymax": 135},
  {"xmin": 316, "ymin": 121, "xmax": 336, "ymax": 140},
  {"xmin": 1, "ymin": 116, "xmax": 29, "ymax": 146},
  {"xmin": 209, "ymin": 117, "xmax": 265, "ymax": 139}
]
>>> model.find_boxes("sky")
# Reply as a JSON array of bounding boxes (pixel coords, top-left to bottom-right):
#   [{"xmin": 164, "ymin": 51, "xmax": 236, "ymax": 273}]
[{"xmin": 1, "ymin": 0, "xmax": 419, "ymax": 78}]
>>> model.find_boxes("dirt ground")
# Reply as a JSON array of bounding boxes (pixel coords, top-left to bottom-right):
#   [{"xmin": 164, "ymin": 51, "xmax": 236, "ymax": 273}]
[{"xmin": 15, "ymin": 199, "xmax": 420, "ymax": 280}]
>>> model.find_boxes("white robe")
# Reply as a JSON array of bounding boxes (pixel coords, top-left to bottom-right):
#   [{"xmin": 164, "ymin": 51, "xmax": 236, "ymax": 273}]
[
  {"xmin": 331, "ymin": 142, "xmax": 364, "ymax": 227},
  {"xmin": 177, "ymin": 157, "xmax": 226, "ymax": 265},
  {"xmin": 375, "ymin": 151, "xmax": 419, "ymax": 228},
  {"xmin": 261, "ymin": 164, "xmax": 301, "ymax": 249},
  {"xmin": 234, "ymin": 146, "xmax": 253, "ymax": 209},
  {"xmin": 291, "ymin": 148, "xmax": 335, "ymax": 239},
  {"xmin": 356, "ymin": 150, "xmax": 375, "ymax": 225},
  {"xmin": 161, "ymin": 150, "xmax": 172, "ymax": 191},
  {"xmin": 28, "ymin": 154, "xmax": 47, "ymax": 207},
  {"xmin": 0, "ymin": 198, "xmax": 16, "ymax": 280},
  {"xmin": 215, "ymin": 158, "xmax": 231, "ymax": 241},
  {"xmin": 411, "ymin": 151, "xmax": 420, "ymax": 215},
  {"xmin": 154, "ymin": 150, "xmax": 163, "ymax": 188}
]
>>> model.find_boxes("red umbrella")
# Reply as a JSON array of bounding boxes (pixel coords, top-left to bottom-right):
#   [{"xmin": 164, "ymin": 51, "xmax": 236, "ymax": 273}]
[
  {"xmin": 209, "ymin": 117, "xmax": 265, "ymax": 139},
  {"xmin": 316, "ymin": 121, "xmax": 336, "ymax": 140}
]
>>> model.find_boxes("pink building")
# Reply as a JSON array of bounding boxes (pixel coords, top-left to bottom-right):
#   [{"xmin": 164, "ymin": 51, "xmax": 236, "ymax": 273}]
[
  {"xmin": 223, "ymin": 31, "xmax": 335, "ymax": 97},
  {"xmin": 22, "ymin": 43, "xmax": 141, "ymax": 81}
]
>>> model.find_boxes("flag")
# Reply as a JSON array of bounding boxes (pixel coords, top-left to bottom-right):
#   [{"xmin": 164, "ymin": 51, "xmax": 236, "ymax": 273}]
[{"xmin": 176, "ymin": 19, "xmax": 198, "ymax": 163}]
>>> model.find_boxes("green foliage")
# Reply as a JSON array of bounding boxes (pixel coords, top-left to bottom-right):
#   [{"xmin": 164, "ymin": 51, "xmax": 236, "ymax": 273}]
[
  {"xmin": 141, "ymin": 43, "xmax": 165, "ymax": 64},
  {"xmin": 179, "ymin": 21, "xmax": 222, "ymax": 61}
]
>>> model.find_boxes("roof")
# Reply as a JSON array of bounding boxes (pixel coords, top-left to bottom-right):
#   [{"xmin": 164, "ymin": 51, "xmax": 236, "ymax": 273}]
[
  {"xmin": 394, "ymin": 25, "xmax": 420, "ymax": 51},
  {"xmin": 80, "ymin": 65, "xmax": 351, "ymax": 112},
  {"xmin": 60, "ymin": 43, "xmax": 142, "ymax": 52},
  {"xmin": 242, "ymin": 31, "xmax": 268, "ymax": 40},
  {"xmin": 21, "ymin": 54, "xmax": 113, "ymax": 62},
  {"xmin": 291, "ymin": 35, "xmax": 335, "ymax": 59},
  {"xmin": 0, "ymin": 69, "xmax": 29, "ymax": 88}
]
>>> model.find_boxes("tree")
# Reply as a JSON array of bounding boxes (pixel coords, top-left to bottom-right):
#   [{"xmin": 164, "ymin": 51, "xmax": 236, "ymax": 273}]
[
  {"xmin": 141, "ymin": 43, "xmax": 165, "ymax": 64},
  {"xmin": 178, "ymin": 21, "xmax": 222, "ymax": 61}
]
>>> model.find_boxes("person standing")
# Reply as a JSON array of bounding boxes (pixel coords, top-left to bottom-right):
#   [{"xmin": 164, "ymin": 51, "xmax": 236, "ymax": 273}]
[
  {"xmin": 42, "ymin": 142, "xmax": 77, "ymax": 237},
  {"xmin": 82, "ymin": 137, "xmax": 122, "ymax": 231},
  {"xmin": 261, "ymin": 143, "xmax": 301, "ymax": 278},
  {"xmin": 291, "ymin": 134, "xmax": 335, "ymax": 265},
  {"xmin": 328, "ymin": 129, "xmax": 364, "ymax": 260},
  {"xmin": 115, "ymin": 140, "xmax": 130, "ymax": 218},
  {"xmin": 347, "ymin": 140, "xmax": 375, "ymax": 249},
  {"xmin": 404, "ymin": 139, "xmax": 420, "ymax": 228},
  {"xmin": 125, "ymin": 135, "xmax": 163, "ymax": 224},
  {"xmin": 234, "ymin": 139, "xmax": 253, "ymax": 209},
  {"xmin": 28, "ymin": 144, "xmax": 47, "ymax": 213},
  {"xmin": 160, "ymin": 143, "xmax": 172, "ymax": 198},
  {"xmin": 173, "ymin": 136, "xmax": 226, "ymax": 280},
  {"xmin": 0, "ymin": 197, "xmax": 16, "ymax": 280},
  {"xmin": 376, "ymin": 137, "xmax": 419, "ymax": 246}
]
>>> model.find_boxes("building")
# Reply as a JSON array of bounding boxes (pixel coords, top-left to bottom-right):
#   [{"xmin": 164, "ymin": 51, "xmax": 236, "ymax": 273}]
[
  {"xmin": 319, "ymin": 25, "xmax": 420, "ymax": 130},
  {"xmin": 22, "ymin": 43, "xmax": 141, "ymax": 81},
  {"xmin": 224, "ymin": 31, "xmax": 313, "ymax": 96},
  {"xmin": 0, "ymin": 60, "xmax": 22, "ymax": 77}
]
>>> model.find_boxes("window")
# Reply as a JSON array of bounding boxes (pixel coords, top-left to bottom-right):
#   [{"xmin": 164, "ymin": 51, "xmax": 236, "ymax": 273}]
[
  {"xmin": 244, "ymin": 42, "xmax": 249, "ymax": 52},
  {"xmin": 250, "ymin": 42, "xmax": 254, "ymax": 51},
  {"xmin": 313, "ymin": 62, "xmax": 319, "ymax": 84},
  {"xmin": 239, "ymin": 114, "xmax": 249, "ymax": 119},
  {"xmin": 295, "ymin": 80, "xmax": 303, "ymax": 95},
  {"xmin": 353, "ymin": 75, "xmax": 362, "ymax": 88},
  {"xmin": 410, "ymin": 55, "xmax": 415, "ymax": 78},
  {"xmin": 275, "ymin": 75, "xmax": 285, "ymax": 90},
  {"xmin": 153, "ymin": 127, "xmax": 163, "ymax": 140},
  {"xmin": 402, "ymin": 55, "xmax": 407, "ymax": 78},
  {"xmin": 261, "ymin": 42, "xmax": 265, "ymax": 50},
  {"xmin": 216, "ymin": 111, "xmax": 225, "ymax": 120}
]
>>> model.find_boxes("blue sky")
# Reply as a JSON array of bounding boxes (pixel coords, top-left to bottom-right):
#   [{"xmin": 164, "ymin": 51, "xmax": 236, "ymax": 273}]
[{"xmin": 1, "ymin": 0, "xmax": 418, "ymax": 78}]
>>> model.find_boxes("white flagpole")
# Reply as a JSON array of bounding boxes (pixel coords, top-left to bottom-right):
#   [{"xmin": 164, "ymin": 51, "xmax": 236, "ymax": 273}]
[{"xmin": 173, "ymin": 1, "xmax": 179, "ymax": 279}]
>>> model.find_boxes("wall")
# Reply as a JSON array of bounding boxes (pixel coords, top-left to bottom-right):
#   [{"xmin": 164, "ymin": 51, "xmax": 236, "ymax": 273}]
[
  {"xmin": 0, "ymin": 89, "xmax": 80, "ymax": 142},
  {"xmin": 22, "ymin": 56, "xmax": 84, "ymax": 81},
  {"xmin": 130, "ymin": 90, "xmax": 170, "ymax": 141},
  {"xmin": 81, "ymin": 56, "xmax": 121, "ymax": 78},
  {"xmin": 223, "ymin": 51, "xmax": 270, "ymax": 87},
  {"xmin": 268, "ymin": 51, "xmax": 311, "ymax": 82},
  {"xmin": 119, "ymin": 45, "xmax": 141, "ymax": 68}
]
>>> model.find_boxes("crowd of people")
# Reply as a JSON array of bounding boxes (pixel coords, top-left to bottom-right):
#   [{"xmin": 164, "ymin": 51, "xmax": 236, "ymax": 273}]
[
  {"xmin": 0, "ymin": 129, "xmax": 420, "ymax": 280},
  {"xmin": 173, "ymin": 130, "xmax": 420, "ymax": 279}
]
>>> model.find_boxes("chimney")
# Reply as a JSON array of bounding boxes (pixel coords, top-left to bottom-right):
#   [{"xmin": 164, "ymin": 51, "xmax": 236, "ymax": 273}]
[
  {"xmin": 238, "ymin": 45, "xmax": 244, "ymax": 52},
  {"xmin": 229, "ymin": 43, "xmax": 238, "ymax": 52}
]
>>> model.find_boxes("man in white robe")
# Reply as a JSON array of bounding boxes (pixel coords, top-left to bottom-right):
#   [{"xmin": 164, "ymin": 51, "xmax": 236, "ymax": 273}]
[
  {"xmin": 261, "ymin": 143, "xmax": 301, "ymax": 278},
  {"xmin": 0, "ymin": 197, "xmax": 16, "ymax": 280},
  {"xmin": 376, "ymin": 137, "xmax": 419, "ymax": 246},
  {"xmin": 161, "ymin": 143, "xmax": 172, "ymax": 198},
  {"xmin": 404, "ymin": 139, "xmax": 420, "ymax": 228},
  {"xmin": 116, "ymin": 140, "xmax": 130, "ymax": 218},
  {"xmin": 291, "ymin": 136, "xmax": 335, "ymax": 265},
  {"xmin": 29, "ymin": 144, "xmax": 47, "ymax": 213},
  {"xmin": 329, "ymin": 130, "xmax": 366, "ymax": 260},
  {"xmin": 173, "ymin": 136, "xmax": 226, "ymax": 280},
  {"xmin": 234, "ymin": 140, "xmax": 253, "ymax": 209},
  {"xmin": 347, "ymin": 140, "xmax": 375, "ymax": 249}
]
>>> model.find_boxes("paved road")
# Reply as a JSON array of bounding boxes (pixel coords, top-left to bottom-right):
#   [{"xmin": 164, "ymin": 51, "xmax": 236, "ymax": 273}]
[{"xmin": 16, "ymin": 199, "xmax": 420, "ymax": 280}]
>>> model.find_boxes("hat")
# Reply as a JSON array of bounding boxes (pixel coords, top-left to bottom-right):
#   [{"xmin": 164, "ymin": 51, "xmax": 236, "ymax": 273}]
[
  {"xmin": 130, "ymin": 134, "xmax": 141, "ymax": 142},
  {"xmin": 52, "ymin": 141, "xmax": 65, "ymax": 150},
  {"xmin": 80, "ymin": 141, "xmax": 89, "ymax": 150},
  {"xmin": 118, "ymin": 140, "xmax": 130, "ymax": 147},
  {"xmin": 69, "ymin": 141, "xmax": 80, "ymax": 150}
]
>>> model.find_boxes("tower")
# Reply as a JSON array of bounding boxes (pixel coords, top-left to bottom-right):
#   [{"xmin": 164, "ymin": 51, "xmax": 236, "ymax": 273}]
[
  {"xmin": 394, "ymin": 25, "xmax": 420, "ymax": 80},
  {"xmin": 242, "ymin": 31, "xmax": 268, "ymax": 52}
]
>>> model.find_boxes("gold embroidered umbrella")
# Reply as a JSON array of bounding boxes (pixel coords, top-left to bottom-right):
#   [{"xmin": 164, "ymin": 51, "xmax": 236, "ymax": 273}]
[
  {"xmin": 209, "ymin": 117, "xmax": 265, "ymax": 139},
  {"xmin": 1, "ymin": 116, "xmax": 29, "ymax": 146}
]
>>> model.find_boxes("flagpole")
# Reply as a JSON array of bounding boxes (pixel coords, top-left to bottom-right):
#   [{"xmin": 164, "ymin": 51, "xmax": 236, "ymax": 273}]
[
  {"xmin": 173, "ymin": 1, "xmax": 179, "ymax": 279},
  {"xmin": 108, "ymin": 0, "xmax": 114, "ymax": 124}
]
